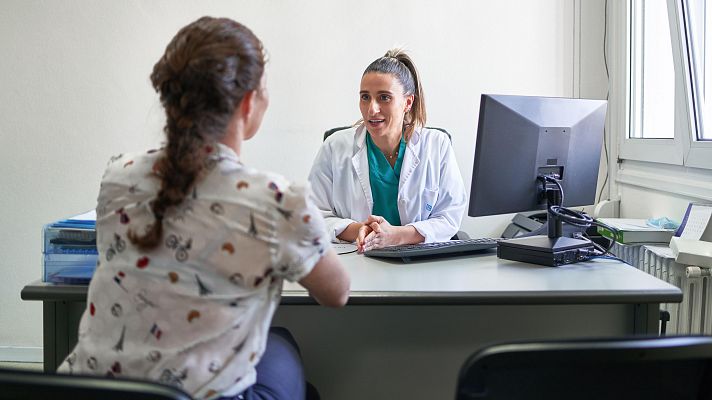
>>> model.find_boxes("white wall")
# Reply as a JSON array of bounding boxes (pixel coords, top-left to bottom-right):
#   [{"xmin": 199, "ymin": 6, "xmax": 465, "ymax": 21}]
[{"xmin": 0, "ymin": 0, "xmax": 606, "ymax": 353}]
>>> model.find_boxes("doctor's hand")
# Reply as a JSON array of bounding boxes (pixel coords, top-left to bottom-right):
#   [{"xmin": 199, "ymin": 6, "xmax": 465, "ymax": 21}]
[
  {"xmin": 357, "ymin": 215, "xmax": 426, "ymax": 252},
  {"xmin": 357, "ymin": 215, "xmax": 400, "ymax": 252},
  {"xmin": 355, "ymin": 222, "xmax": 375, "ymax": 252},
  {"xmin": 337, "ymin": 221, "xmax": 373, "ymax": 243}
]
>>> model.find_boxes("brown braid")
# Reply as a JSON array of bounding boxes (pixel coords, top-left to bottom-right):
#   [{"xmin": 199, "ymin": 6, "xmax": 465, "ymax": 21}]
[{"xmin": 128, "ymin": 17, "xmax": 265, "ymax": 250}]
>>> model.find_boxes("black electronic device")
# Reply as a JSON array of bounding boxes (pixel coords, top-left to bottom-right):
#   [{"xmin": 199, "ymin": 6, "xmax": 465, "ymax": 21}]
[
  {"xmin": 496, "ymin": 236, "xmax": 595, "ymax": 267},
  {"xmin": 470, "ymin": 94, "xmax": 607, "ymax": 266}
]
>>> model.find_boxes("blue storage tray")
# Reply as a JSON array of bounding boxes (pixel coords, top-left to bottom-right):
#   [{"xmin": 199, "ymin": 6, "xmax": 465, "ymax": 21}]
[
  {"xmin": 43, "ymin": 249, "xmax": 98, "ymax": 283},
  {"xmin": 43, "ymin": 225, "xmax": 97, "ymax": 255},
  {"xmin": 45, "ymin": 266, "xmax": 96, "ymax": 285},
  {"xmin": 42, "ymin": 211, "xmax": 98, "ymax": 283}
]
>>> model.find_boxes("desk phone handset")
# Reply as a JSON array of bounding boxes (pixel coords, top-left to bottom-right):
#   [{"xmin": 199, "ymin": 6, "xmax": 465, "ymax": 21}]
[{"xmin": 501, "ymin": 211, "xmax": 591, "ymax": 239}]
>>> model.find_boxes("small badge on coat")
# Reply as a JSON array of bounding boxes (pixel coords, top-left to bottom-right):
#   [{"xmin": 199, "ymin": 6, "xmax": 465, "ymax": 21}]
[{"xmin": 426, "ymin": 203, "xmax": 433, "ymax": 211}]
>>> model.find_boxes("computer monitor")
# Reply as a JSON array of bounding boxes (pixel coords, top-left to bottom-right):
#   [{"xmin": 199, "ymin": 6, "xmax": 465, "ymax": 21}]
[
  {"xmin": 470, "ymin": 94, "xmax": 607, "ymax": 217},
  {"xmin": 469, "ymin": 94, "xmax": 607, "ymax": 266}
]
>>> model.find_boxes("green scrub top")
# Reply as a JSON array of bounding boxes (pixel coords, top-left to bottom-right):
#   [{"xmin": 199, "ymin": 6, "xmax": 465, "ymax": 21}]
[{"xmin": 366, "ymin": 133, "xmax": 406, "ymax": 226}]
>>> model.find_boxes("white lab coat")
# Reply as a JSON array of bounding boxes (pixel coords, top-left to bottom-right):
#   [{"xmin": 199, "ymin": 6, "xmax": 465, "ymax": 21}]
[{"xmin": 308, "ymin": 124, "xmax": 467, "ymax": 243}]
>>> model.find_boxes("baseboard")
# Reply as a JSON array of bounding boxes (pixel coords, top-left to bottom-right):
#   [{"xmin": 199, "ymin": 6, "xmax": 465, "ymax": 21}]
[{"xmin": 0, "ymin": 346, "xmax": 43, "ymax": 363}]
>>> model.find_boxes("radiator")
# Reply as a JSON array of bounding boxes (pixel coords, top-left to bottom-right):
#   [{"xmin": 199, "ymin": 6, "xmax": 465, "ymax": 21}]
[{"xmin": 610, "ymin": 243, "xmax": 712, "ymax": 335}]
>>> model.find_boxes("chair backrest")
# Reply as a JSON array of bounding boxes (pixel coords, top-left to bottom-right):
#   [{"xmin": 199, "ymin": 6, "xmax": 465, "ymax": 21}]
[
  {"xmin": 0, "ymin": 368, "xmax": 193, "ymax": 400},
  {"xmin": 456, "ymin": 336, "xmax": 712, "ymax": 400},
  {"xmin": 323, "ymin": 126, "xmax": 352, "ymax": 141},
  {"xmin": 323, "ymin": 126, "xmax": 451, "ymax": 142}
]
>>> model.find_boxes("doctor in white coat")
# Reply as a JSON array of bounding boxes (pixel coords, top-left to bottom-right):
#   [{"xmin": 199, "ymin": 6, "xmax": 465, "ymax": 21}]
[{"xmin": 308, "ymin": 49, "xmax": 467, "ymax": 252}]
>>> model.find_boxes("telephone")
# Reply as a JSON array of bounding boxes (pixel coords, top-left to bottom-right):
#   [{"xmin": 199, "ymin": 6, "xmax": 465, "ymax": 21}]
[
  {"xmin": 501, "ymin": 210, "xmax": 597, "ymax": 238},
  {"xmin": 501, "ymin": 210, "xmax": 606, "ymax": 245},
  {"xmin": 670, "ymin": 237, "xmax": 712, "ymax": 268},
  {"xmin": 501, "ymin": 211, "xmax": 547, "ymax": 239}
]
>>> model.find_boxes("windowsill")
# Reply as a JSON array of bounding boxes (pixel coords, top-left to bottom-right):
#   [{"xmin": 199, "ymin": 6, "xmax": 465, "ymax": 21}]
[{"xmin": 616, "ymin": 160, "xmax": 712, "ymax": 201}]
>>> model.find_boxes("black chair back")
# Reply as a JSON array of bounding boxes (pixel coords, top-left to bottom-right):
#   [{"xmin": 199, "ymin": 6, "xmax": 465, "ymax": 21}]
[
  {"xmin": 323, "ymin": 126, "xmax": 352, "ymax": 141},
  {"xmin": 456, "ymin": 336, "xmax": 712, "ymax": 400},
  {"xmin": 0, "ymin": 368, "xmax": 193, "ymax": 400}
]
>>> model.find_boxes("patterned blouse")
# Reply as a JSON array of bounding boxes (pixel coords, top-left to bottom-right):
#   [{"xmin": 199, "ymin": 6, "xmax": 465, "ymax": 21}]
[{"xmin": 57, "ymin": 143, "xmax": 330, "ymax": 399}]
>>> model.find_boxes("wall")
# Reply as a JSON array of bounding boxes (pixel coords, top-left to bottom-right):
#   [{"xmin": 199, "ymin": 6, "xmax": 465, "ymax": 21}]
[{"xmin": 0, "ymin": 0, "xmax": 606, "ymax": 356}]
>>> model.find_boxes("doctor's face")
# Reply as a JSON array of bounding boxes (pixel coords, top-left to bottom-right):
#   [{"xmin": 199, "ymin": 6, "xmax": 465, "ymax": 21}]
[{"xmin": 359, "ymin": 72, "xmax": 414, "ymax": 140}]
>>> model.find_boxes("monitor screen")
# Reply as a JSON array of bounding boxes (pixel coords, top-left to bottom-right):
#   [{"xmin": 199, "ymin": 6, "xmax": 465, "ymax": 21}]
[{"xmin": 468, "ymin": 94, "xmax": 607, "ymax": 218}]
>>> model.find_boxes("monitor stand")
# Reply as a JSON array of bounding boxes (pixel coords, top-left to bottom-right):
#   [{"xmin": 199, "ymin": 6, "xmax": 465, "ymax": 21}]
[{"xmin": 497, "ymin": 182, "xmax": 595, "ymax": 267}]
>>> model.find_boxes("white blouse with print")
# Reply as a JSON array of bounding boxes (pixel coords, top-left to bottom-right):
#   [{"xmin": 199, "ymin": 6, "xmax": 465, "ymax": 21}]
[{"xmin": 57, "ymin": 143, "xmax": 330, "ymax": 400}]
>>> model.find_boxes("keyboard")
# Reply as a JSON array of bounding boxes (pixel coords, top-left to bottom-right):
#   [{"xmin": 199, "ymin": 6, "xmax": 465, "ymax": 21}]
[{"xmin": 363, "ymin": 238, "xmax": 501, "ymax": 262}]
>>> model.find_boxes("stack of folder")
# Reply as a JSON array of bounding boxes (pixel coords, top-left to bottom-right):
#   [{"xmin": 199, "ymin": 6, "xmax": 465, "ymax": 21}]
[
  {"xmin": 42, "ymin": 210, "xmax": 97, "ymax": 284},
  {"xmin": 597, "ymin": 218, "xmax": 676, "ymax": 244}
]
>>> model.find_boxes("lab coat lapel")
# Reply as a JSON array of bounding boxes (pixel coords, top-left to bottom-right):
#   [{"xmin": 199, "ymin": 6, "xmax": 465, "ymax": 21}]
[
  {"xmin": 352, "ymin": 126, "xmax": 373, "ymax": 215},
  {"xmin": 400, "ymin": 129, "xmax": 421, "ymax": 188}
]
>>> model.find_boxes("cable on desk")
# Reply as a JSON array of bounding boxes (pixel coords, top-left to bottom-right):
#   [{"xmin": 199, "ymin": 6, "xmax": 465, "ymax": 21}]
[{"xmin": 538, "ymin": 176, "xmax": 622, "ymax": 259}]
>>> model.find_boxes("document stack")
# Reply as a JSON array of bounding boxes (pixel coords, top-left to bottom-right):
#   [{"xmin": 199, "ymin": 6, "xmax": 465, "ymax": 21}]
[
  {"xmin": 42, "ymin": 210, "xmax": 98, "ymax": 284},
  {"xmin": 597, "ymin": 218, "xmax": 676, "ymax": 244}
]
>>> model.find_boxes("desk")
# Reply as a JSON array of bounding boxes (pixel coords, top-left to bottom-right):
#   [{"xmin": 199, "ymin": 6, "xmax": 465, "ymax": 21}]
[{"xmin": 22, "ymin": 251, "xmax": 681, "ymax": 400}]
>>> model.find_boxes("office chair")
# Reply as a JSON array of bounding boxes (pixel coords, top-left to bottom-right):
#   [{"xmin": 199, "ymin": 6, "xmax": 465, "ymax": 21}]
[
  {"xmin": 0, "ymin": 367, "xmax": 192, "ymax": 400},
  {"xmin": 323, "ymin": 126, "xmax": 352, "ymax": 141},
  {"xmin": 455, "ymin": 336, "xmax": 712, "ymax": 400},
  {"xmin": 322, "ymin": 125, "xmax": 465, "ymax": 240}
]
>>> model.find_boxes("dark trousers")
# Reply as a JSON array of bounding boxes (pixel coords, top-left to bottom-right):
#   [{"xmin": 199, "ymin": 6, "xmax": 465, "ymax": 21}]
[{"xmin": 219, "ymin": 327, "xmax": 307, "ymax": 400}]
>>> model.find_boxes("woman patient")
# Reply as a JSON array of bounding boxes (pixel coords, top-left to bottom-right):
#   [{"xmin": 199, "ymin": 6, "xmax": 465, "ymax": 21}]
[{"xmin": 58, "ymin": 16, "xmax": 349, "ymax": 400}]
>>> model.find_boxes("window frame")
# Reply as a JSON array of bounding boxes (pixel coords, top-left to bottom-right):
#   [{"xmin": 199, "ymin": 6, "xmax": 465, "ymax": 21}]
[
  {"xmin": 618, "ymin": 0, "xmax": 712, "ymax": 169},
  {"xmin": 682, "ymin": 0, "xmax": 712, "ymax": 168},
  {"xmin": 619, "ymin": 0, "xmax": 685, "ymax": 165}
]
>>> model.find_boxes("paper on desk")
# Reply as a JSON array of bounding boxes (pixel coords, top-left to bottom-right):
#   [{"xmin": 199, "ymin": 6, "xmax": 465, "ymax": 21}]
[
  {"xmin": 50, "ymin": 210, "xmax": 96, "ymax": 229},
  {"xmin": 67, "ymin": 210, "xmax": 96, "ymax": 221},
  {"xmin": 333, "ymin": 243, "xmax": 357, "ymax": 255},
  {"xmin": 678, "ymin": 203, "xmax": 712, "ymax": 241}
]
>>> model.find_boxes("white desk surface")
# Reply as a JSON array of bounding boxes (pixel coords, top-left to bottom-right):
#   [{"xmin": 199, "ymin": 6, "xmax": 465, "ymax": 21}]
[
  {"xmin": 23, "ymin": 250, "xmax": 682, "ymax": 305},
  {"xmin": 282, "ymin": 250, "xmax": 682, "ymax": 305}
]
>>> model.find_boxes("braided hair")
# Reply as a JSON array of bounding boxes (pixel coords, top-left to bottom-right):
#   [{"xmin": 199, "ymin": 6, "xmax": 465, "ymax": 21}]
[{"xmin": 128, "ymin": 17, "xmax": 265, "ymax": 250}]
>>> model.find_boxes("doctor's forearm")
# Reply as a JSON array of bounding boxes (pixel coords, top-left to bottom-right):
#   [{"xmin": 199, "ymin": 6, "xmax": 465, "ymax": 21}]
[
  {"xmin": 337, "ymin": 222, "xmax": 363, "ymax": 242},
  {"xmin": 396, "ymin": 226, "xmax": 425, "ymax": 245}
]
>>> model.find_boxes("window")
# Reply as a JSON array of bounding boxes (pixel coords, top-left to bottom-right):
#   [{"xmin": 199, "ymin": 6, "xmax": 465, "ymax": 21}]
[
  {"xmin": 678, "ymin": 0, "xmax": 712, "ymax": 167},
  {"xmin": 619, "ymin": 0, "xmax": 712, "ymax": 168},
  {"xmin": 630, "ymin": 1, "xmax": 675, "ymax": 139},
  {"xmin": 688, "ymin": 0, "xmax": 712, "ymax": 140}
]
